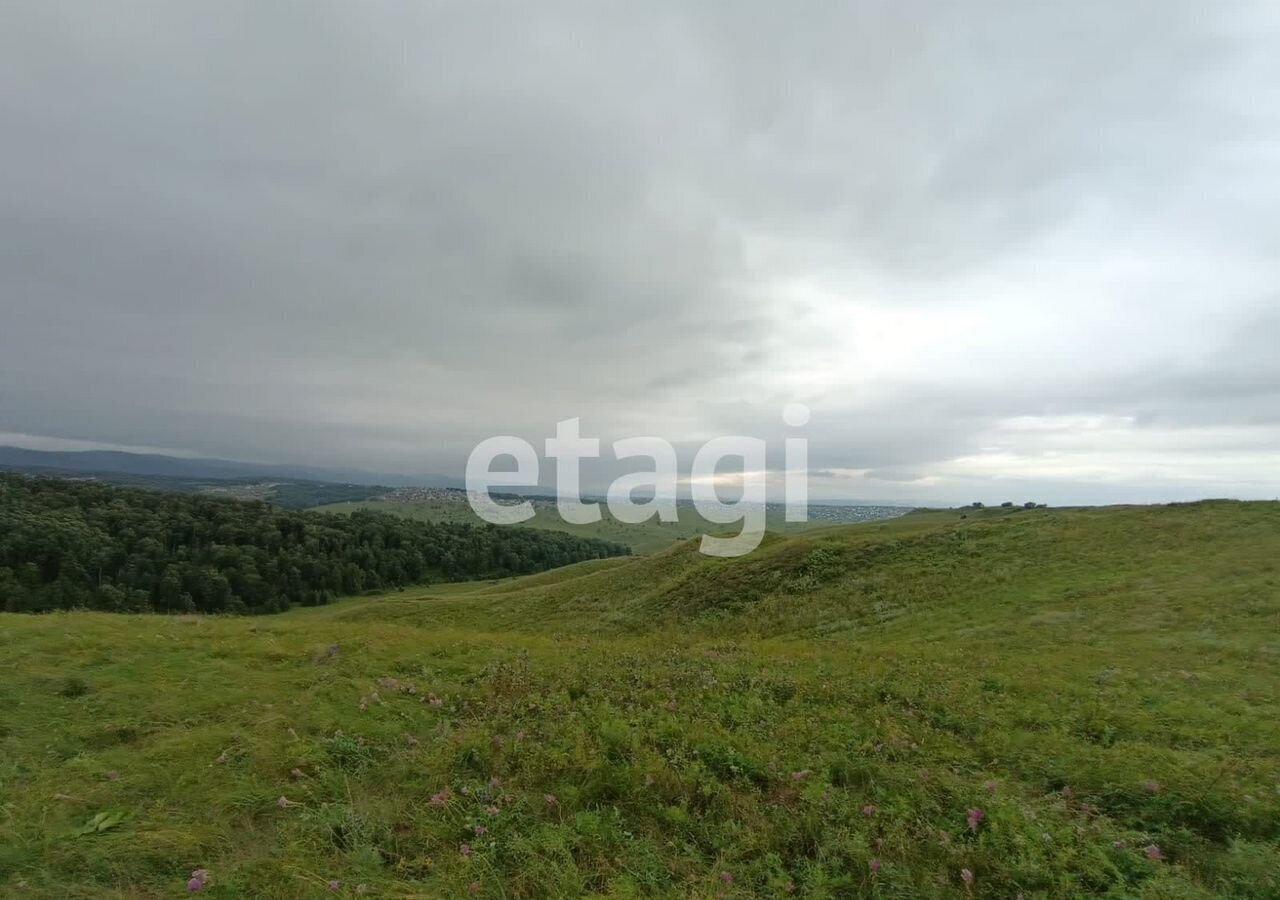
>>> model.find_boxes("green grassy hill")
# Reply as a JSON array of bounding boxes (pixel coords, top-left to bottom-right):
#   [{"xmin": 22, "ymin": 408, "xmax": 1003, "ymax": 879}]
[{"xmin": 2, "ymin": 502, "xmax": 1278, "ymax": 898}]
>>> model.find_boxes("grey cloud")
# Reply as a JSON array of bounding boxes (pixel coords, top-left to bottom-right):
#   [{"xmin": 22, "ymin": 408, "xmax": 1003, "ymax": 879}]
[{"xmin": 1, "ymin": 1, "xmax": 1278, "ymax": 502}]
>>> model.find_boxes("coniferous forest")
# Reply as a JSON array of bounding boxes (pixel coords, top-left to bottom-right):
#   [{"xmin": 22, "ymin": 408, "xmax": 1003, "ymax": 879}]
[{"xmin": 0, "ymin": 474, "xmax": 629, "ymax": 614}]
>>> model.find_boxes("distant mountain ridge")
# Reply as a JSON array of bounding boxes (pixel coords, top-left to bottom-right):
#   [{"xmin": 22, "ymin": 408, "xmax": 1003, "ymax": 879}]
[{"xmin": 0, "ymin": 446, "xmax": 463, "ymax": 489}]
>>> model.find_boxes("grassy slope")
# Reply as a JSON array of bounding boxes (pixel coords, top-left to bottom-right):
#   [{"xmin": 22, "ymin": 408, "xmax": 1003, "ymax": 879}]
[
  {"xmin": 1, "ymin": 502, "xmax": 1278, "ymax": 898},
  {"xmin": 316, "ymin": 499, "xmax": 848, "ymax": 555}
]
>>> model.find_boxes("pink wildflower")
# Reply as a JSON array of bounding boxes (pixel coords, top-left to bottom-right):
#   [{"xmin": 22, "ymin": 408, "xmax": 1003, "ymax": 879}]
[
  {"xmin": 1142, "ymin": 779, "xmax": 1161, "ymax": 794},
  {"xmin": 720, "ymin": 871, "xmax": 733, "ymax": 883},
  {"xmin": 187, "ymin": 878, "xmax": 204, "ymax": 892},
  {"xmin": 862, "ymin": 804, "xmax": 876, "ymax": 816},
  {"xmin": 328, "ymin": 880, "xmax": 341, "ymax": 892},
  {"xmin": 460, "ymin": 842, "xmax": 473, "ymax": 856},
  {"xmin": 544, "ymin": 793, "xmax": 557, "ymax": 806},
  {"xmin": 485, "ymin": 804, "xmax": 500, "ymax": 815},
  {"xmin": 983, "ymin": 779, "xmax": 998, "ymax": 790},
  {"xmin": 869, "ymin": 857, "xmax": 881, "ymax": 873},
  {"xmin": 474, "ymin": 824, "xmax": 487, "ymax": 835},
  {"xmin": 967, "ymin": 807, "xmax": 985, "ymax": 832},
  {"xmin": 791, "ymin": 769, "xmax": 812, "ymax": 781},
  {"xmin": 276, "ymin": 795, "xmax": 292, "ymax": 809},
  {"xmin": 1144, "ymin": 844, "xmax": 1164, "ymax": 861},
  {"xmin": 961, "ymin": 867, "xmax": 975, "ymax": 886},
  {"xmin": 429, "ymin": 789, "xmax": 451, "ymax": 807}
]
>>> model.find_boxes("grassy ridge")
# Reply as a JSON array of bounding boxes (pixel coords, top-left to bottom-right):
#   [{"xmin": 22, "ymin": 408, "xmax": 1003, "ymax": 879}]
[{"xmin": 1, "ymin": 502, "xmax": 1278, "ymax": 897}]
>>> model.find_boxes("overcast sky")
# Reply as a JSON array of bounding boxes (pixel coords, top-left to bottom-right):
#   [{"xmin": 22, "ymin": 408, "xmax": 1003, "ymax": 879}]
[{"xmin": 3, "ymin": 1, "xmax": 1279, "ymax": 504}]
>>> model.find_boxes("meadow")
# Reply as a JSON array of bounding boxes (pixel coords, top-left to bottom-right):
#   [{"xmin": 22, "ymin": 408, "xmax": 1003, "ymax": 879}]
[
  {"xmin": 1, "ymin": 502, "xmax": 1278, "ymax": 898},
  {"xmin": 315, "ymin": 497, "xmax": 906, "ymax": 556}
]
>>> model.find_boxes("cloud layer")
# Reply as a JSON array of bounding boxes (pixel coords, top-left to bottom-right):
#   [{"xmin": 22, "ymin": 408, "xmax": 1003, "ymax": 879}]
[{"xmin": 2, "ymin": 1, "xmax": 1278, "ymax": 503}]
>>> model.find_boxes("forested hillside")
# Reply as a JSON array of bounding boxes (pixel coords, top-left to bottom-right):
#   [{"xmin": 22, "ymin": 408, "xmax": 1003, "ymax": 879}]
[{"xmin": 0, "ymin": 475, "xmax": 628, "ymax": 614}]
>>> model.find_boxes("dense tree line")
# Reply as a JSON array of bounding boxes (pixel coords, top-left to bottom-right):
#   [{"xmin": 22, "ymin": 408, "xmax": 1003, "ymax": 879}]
[{"xmin": 0, "ymin": 475, "xmax": 629, "ymax": 614}]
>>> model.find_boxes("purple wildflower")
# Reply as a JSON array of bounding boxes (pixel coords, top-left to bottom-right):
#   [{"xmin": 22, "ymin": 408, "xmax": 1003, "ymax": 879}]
[
  {"xmin": 720, "ymin": 871, "xmax": 733, "ymax": 883},
  {"xmin": 328, "ymin": 880, "xmax": 341, "ymax": 892},
  {"xmin": 869, "ymin": 857, "xmax": 881, "ymax": 873},
  {"xmin": 460, "ymin": 842, "xmax": 473, "ymax": 857},
  {"xmin": 983, "ymin": 779, "xmax": 998, "ymax": 791},
  {"xmin": 429, "ymin": 789, "xmax": 450, "ymax": 807},
  {"xmin": 187, "ymin": 878, "xmax": 204, "ymax": 892},
  {"xmin": 862, "ymin": 804, "xmax": 876, "ymax": 816},
  {"xmin": 1144, "ymin": 844, "xmax": 1164, "ymax": 861}
]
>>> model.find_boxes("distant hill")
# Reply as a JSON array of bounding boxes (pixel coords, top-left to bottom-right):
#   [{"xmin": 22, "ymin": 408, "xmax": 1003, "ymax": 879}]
[
  {"xmin": 0, "ymin": 445, "xmax": 463, "ymax": 489},
  {"xmin": 317, "ymin": 494, "xmax": 912, "ymax": 554}
]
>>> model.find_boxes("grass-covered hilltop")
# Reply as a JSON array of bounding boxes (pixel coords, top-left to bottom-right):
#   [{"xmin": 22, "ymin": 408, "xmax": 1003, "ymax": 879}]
[{"xmin": 2, "ymin": 499, "xmax": 1278, "ymax": 898}]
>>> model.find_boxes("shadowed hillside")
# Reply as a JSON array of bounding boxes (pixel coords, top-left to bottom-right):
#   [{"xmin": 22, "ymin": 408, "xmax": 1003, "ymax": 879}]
[{"xmin": 342, "ymin": 501, "xmax": 1280, "ymax": 638}]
